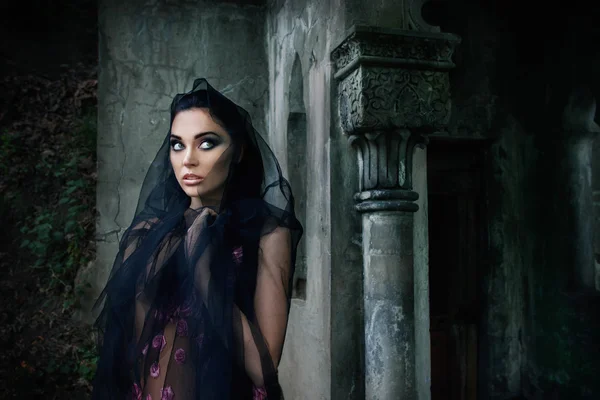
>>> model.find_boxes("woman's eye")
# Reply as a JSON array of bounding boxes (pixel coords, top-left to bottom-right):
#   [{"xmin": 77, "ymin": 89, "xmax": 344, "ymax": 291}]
[
  {"xmin": 200, "ymin": 140, "xmax": 215, "ymax": 150},
  {"xmin": 171, "ymin": 141, "xmax": 184, "ymax": 151}
]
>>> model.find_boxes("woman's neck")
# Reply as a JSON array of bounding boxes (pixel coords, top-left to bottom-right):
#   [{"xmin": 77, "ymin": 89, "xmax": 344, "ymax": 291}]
[{"xmin": 190, "ymin": 197, "xmax": 220, "ymax": 210}]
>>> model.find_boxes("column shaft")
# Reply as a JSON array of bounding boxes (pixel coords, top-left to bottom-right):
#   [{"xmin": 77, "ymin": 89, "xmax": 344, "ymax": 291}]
[{"xmin": 363, "ymin": 211, "xmax": 416, "ymax": 400}]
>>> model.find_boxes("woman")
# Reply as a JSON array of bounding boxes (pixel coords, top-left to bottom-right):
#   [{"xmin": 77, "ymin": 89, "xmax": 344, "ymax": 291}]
[{"xmin": 92, "ymin": 79, "xmax": 303, "ymax": 400}]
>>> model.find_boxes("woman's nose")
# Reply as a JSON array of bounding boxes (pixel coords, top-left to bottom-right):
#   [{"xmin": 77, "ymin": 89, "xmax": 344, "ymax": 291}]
[{"xmin": 183, "ymin": 150, "xmax": 198, "ymax": 167}]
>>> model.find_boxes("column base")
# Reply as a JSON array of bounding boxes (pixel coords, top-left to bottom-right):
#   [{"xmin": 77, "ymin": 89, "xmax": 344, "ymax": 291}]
[{"xmin": 354, "ymin": 189, "xmax": 419, "ymax": 213}]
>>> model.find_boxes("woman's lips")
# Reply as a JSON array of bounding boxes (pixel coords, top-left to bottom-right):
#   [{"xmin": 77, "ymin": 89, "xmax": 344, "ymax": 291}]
[{"xmin": 183, "ymin": 174, "xmax": 204, "ymax": 186}]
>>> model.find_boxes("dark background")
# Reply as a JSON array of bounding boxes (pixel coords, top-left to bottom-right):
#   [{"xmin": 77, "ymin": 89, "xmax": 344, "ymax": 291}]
[{"xmin": 0, "ymin": 0, "xmax": 97, "ymax": 79}]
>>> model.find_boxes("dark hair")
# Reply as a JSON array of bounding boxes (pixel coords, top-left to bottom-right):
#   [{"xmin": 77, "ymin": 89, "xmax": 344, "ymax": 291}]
[{"xmin": 171, "ymin": 91, "xmax": 264, "ymax": 203}]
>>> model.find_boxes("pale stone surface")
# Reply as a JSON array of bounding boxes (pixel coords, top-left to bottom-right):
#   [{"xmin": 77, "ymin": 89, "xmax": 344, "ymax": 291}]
[
  {"xmin": 267, "ymin": 1, "xmax": 335, "ymax": 398},
  {"xmin": 412, "ymin": 147, "xmax": 432, "ymax": 400}
]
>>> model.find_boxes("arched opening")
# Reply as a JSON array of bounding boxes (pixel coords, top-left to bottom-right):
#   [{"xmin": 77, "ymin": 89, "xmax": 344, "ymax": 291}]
[{"xmin": 287, "ymin": 54, "xmax": 308, "ymax": 299}]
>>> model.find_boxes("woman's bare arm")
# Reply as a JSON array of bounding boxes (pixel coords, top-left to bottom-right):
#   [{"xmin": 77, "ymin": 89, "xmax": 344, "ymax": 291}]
[
  {"xmin": 185, "ymin": 210, "xmax": 292, "ymax": 387},
  {"xmin": 238, "ymin": 226, "xmax": 292, "ymax": 386}
]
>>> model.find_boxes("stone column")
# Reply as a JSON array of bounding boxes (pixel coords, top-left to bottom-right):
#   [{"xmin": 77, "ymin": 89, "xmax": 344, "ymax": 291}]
[
  {"xmin": 331, "ymin": 26, "xmax": 459, "ymax": 399},
  {"xmin": 555, "ymin": 88, "xmax": 600, "ymax": 291}
]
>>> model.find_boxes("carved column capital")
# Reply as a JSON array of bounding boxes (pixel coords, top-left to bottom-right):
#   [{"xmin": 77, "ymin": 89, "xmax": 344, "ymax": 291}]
[
  {"xmin": 332, "ymin": 26, "xmax": 460, "ymax": 134},
  {"xmin": 348, "ymin": 129, "xmax": 426, "ymax": 212},
  {"xmin": 332, "ymin": 26, "xmax": 460, "ymax": 212}
]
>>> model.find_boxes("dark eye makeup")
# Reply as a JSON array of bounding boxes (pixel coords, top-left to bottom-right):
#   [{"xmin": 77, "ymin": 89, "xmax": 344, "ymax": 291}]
[{"xmin": 170, "ymin": 136, "xmax": 218, "ymax": 151}]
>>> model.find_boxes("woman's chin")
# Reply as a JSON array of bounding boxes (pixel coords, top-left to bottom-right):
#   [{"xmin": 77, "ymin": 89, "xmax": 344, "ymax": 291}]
[
  {"xmin": 181, "ymin": 186, "xmax": 203, "ymax": 198},
  {"xmin": 186, "ymin": 192, "xmax": 204, "ymax": 202}
]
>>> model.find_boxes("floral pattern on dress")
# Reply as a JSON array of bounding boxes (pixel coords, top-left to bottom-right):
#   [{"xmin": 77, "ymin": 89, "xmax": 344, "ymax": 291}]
[
  {"xmin": 161, "ymin": 386, "xmax": 174, "ymax": 400},
  {"xmin": 232, "ymin": 246, "xmax": 243, "ymax": 265},
  {"xmin": 152, "ymin": 334, "xmax": 167, "ymax": 352},
  {"xmin": 132, "ymin": 247, "xmax": 266, "ymax": 400},
  {"xmin": 174, "ymin": 348, "xmax": 186, "ymax": 364},
  {"xmin": 150, "ymin": 362, "xmax": 160, "ymax": 378},
  {"xmin": 132, "ymin": 383, "xmax": 142, "ymax": 400},
  {"xmin": 176, "ymin": 319, "xmax": 188, "ymax": 337},
  {"xmin": 253, "ymin": 386, "xmax": 267, "ymax": 400}
]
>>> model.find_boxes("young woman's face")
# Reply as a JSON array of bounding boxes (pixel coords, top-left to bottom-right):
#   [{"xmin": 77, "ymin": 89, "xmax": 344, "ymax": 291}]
[{"xmin": 169, "ymin": 108, "xmax": 234, "ymax": 209}]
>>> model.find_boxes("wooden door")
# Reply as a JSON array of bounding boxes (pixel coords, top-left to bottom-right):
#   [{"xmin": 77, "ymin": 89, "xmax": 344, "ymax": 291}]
[{"xmin": 427, "ymin": 140, "xmax": 486, "ymax": 400}]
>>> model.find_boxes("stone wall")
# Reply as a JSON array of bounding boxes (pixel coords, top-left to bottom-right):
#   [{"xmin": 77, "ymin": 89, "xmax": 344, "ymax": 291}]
[
  {"xmin": 93, "ymin": 0, "xmax": 268, "ymax": 318},
  {"xmin": 267, "ymin": 1, "xmax": 336, "ymax": 398}
]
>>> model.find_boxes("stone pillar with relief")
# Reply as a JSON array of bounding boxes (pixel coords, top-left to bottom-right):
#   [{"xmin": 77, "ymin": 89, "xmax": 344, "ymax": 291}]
[{"xmin": 331, "ymin": 24, "xmax": 459, "ymax": 399}]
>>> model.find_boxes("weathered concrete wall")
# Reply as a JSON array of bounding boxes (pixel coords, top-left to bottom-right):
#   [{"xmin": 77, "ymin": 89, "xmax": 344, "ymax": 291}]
[
  {"xmin": 482, "ymin": 120, "xmax": 529, "ymax": 399},
  {"xmin": 92, "ymin": 0, "xmax": 268, "ymax": 319},
  {"xmin": 267, "ymin": 1, "xmax": 336, "ymax": 398},
  {"xmin": 523, "ymin": 132, "xmax": 600, "ymax": 398}
]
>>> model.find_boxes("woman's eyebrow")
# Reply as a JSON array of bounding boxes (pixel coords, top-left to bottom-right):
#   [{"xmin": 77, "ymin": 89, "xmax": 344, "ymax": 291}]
[{"xmin": 170, "ymin": 131, "xmax": 218, "ymax": 140}]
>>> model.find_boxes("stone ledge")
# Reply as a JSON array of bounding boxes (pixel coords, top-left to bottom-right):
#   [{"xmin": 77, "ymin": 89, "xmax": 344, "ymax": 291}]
[{"xmin": 331, "ymin": 25, "xmax": 461, "ymax": 81}]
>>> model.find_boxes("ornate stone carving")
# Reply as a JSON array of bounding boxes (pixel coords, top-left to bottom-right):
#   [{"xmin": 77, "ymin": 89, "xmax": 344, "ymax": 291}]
[
  {"xmin": 349, "ymin": 129, "xmax": 426, "ymax": 191},
  {"xmin": 332, "ymin": 26, "xmax": 458, "ymax": 213},
  {"xmin": 332, "ymin": 27, "xmax": 459, "ymax": 136},
  {"xmin": 331, "ymin": 27, "xmax": 460, "ymax": 79},
  {"xmin": 339, "ymin": 67, "xmax": 451, "ymax": 134}
]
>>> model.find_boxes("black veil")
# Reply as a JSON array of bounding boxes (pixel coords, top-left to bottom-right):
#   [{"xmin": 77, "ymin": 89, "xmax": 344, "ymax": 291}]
[{"xmin": 92, "ymin": 79, "xmax": 302, "ymax": 400}]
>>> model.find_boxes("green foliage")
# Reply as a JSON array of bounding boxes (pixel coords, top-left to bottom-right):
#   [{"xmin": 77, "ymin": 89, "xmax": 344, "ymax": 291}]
[
  {"xmin": 43, "ymin": 345, "xmax": 98, "ymax": 382},
  {"xmin": 18, "ymin": 147, "xmax": 94, "ymax": 293},
  {"xmin": 1, "ymin": 110, "xmax": 98, "ymax": 386}
]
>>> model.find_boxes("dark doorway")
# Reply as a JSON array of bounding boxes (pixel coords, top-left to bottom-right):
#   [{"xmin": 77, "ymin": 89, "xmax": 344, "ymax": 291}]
[{"xmin": 427, "ymin": 139, "xmax": 487, "ymax": 400}]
